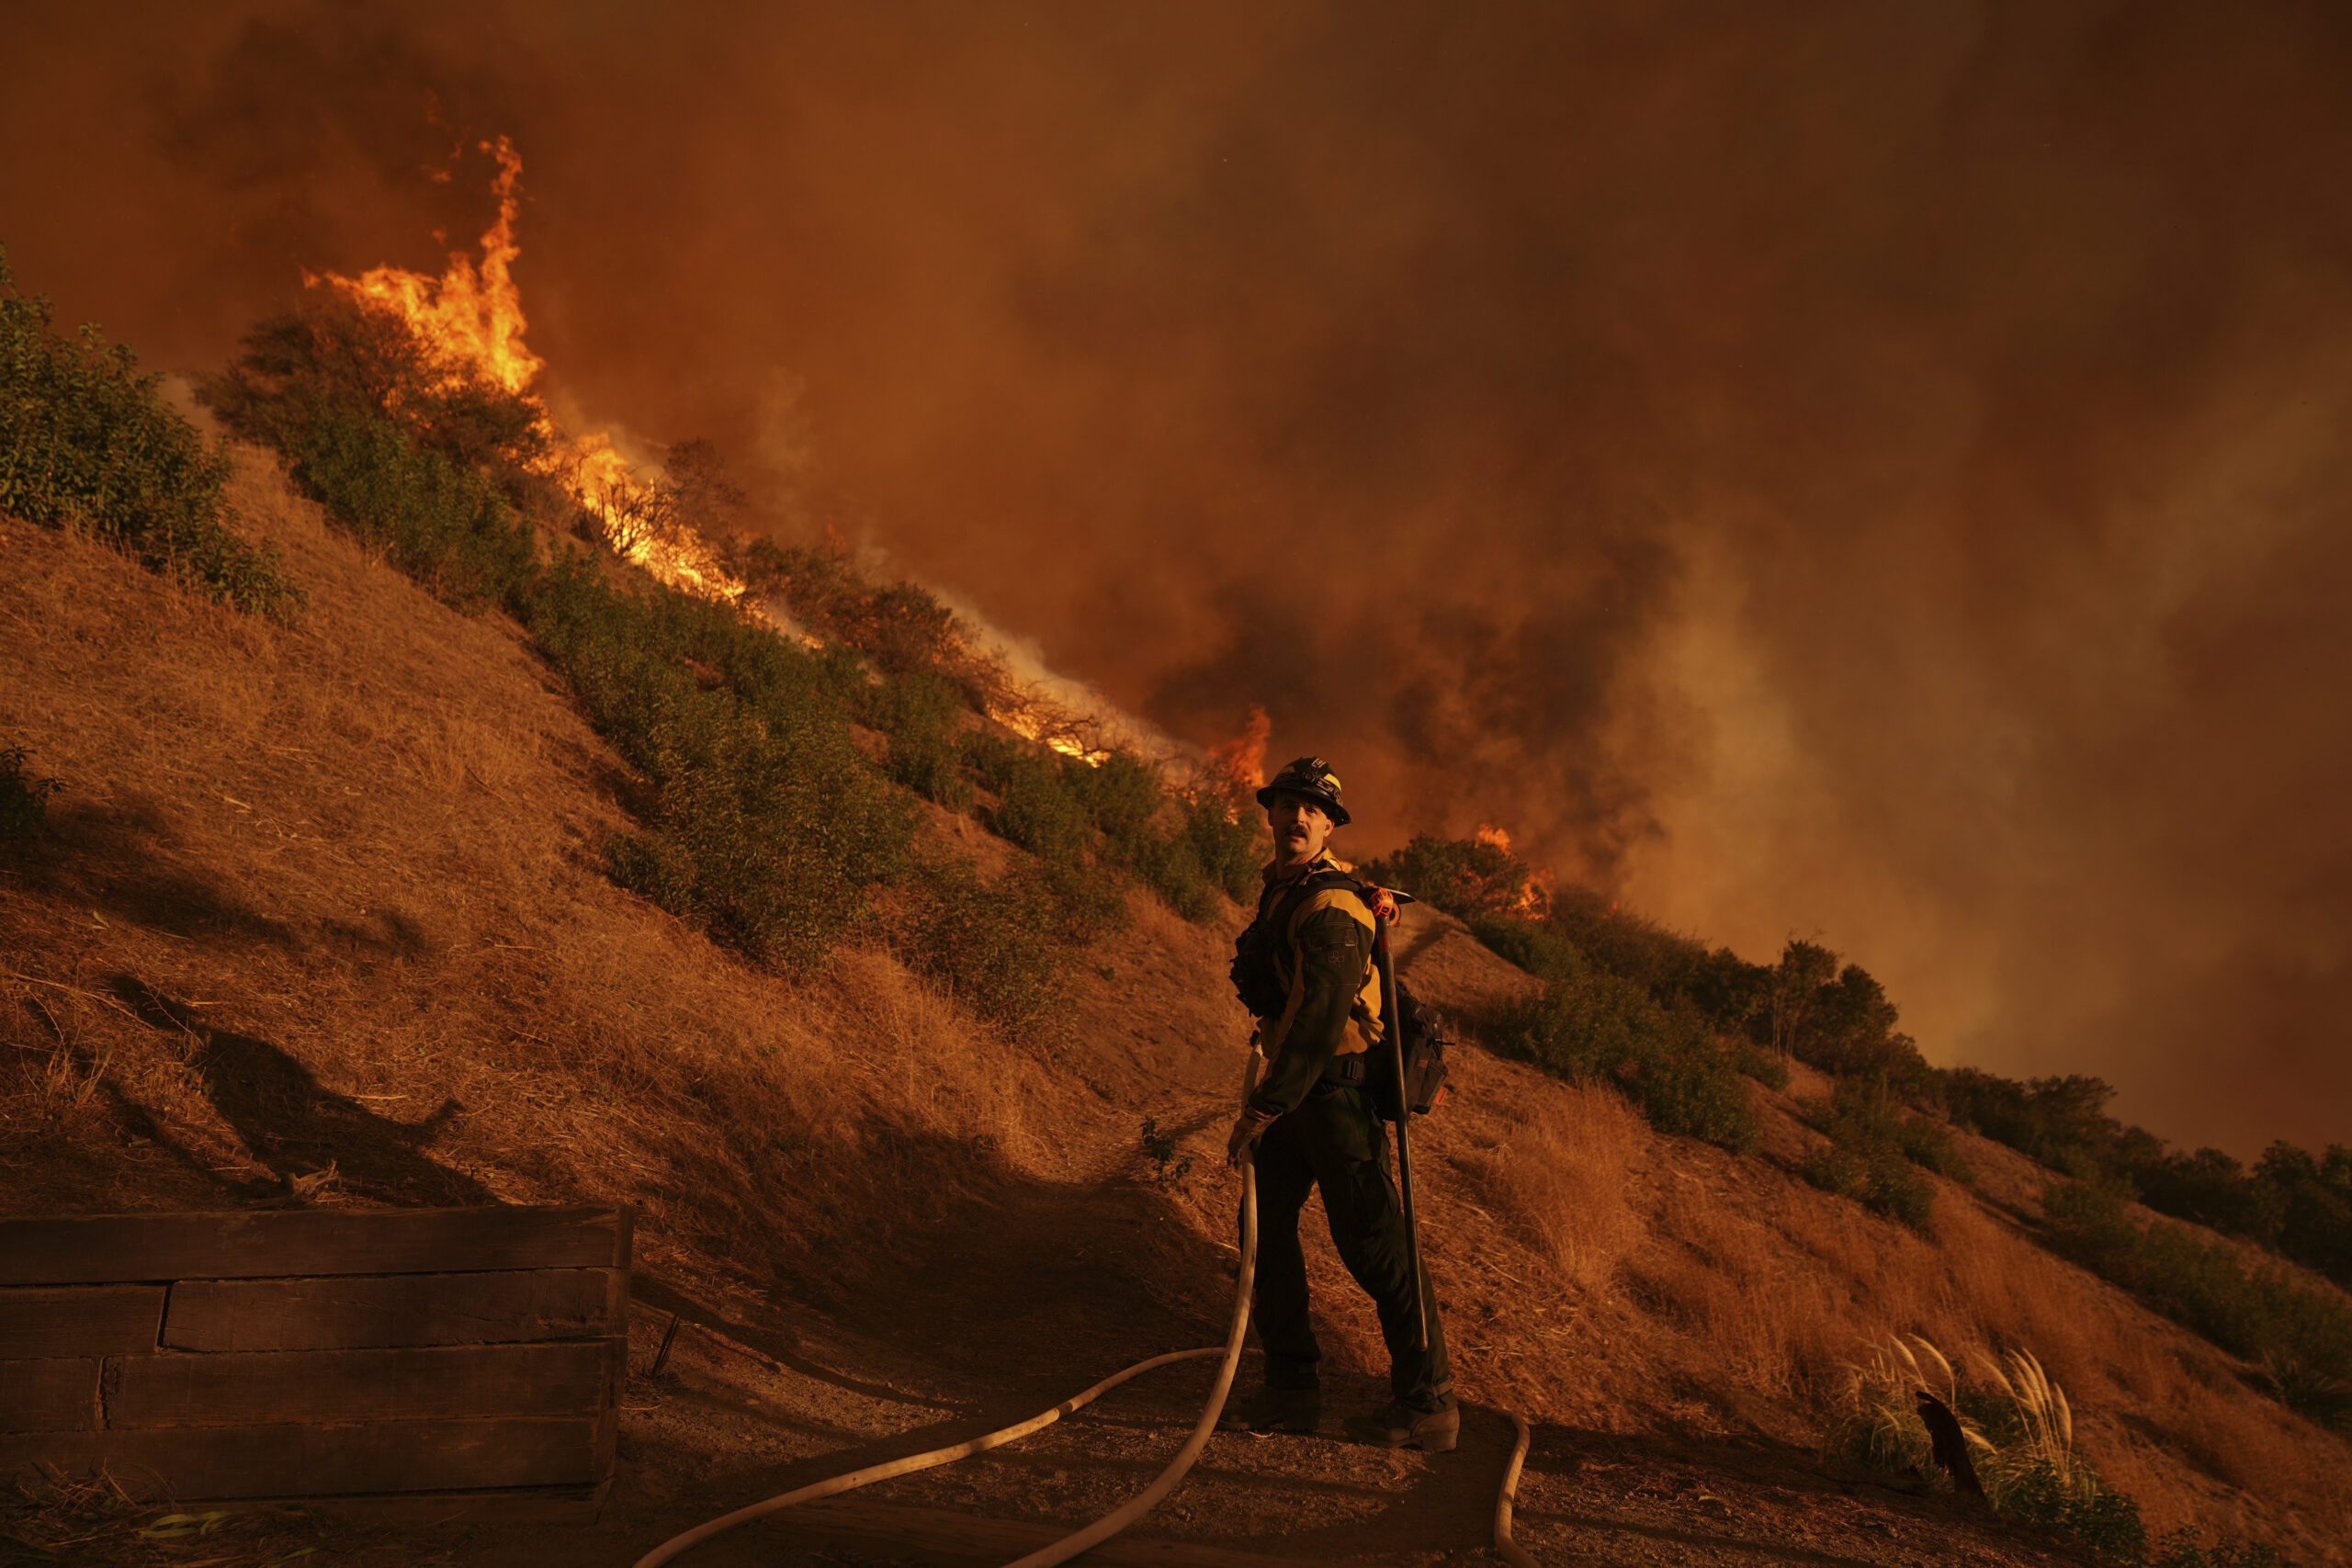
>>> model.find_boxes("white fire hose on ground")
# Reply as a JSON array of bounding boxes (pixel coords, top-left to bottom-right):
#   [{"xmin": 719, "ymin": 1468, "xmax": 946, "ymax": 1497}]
[{"xmin": 630, "ymin": 1056, "xmax": 1541, "ymax": 1568}]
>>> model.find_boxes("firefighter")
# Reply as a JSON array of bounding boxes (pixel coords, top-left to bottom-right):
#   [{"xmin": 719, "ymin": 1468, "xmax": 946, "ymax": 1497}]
[{"xmin": 1219, "ymin": 756, "xmax": 1458, "ymax": 1450}]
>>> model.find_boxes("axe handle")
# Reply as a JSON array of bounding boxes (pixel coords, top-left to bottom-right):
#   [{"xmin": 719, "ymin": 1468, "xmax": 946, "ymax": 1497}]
[{"xmin": 1374, "ymin": 919, "xmax": 1428, "ymax": 1355}]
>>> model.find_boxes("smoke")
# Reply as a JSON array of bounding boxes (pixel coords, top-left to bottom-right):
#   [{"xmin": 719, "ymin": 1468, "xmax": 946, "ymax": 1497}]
[{"xmin": 6, "ymin": 0, "xmax": 2349, "ymax": 1152}]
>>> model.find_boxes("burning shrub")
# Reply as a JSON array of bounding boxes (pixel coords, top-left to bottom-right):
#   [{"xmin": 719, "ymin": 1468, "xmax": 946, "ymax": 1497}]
[
  {"xmin": 204, "ymin": 299, "xmax": 548, "ymax": 474},
  {"xmin": 1364, "ymin": 832, "xmax": 1544, "ymax": 920},
  {"xmin": 0, "ymin": 251, "xmax": 300, "ymax": 618},
  {"xmin": 286, "ymin": 406, "xmax": 537, "ymax": 609}
]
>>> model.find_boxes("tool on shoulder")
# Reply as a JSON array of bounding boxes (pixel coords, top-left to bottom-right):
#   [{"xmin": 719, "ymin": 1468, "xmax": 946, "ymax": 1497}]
[{"xmin": 1372, "ymin": 900, "xmax": 1431, "ymax": 1354}]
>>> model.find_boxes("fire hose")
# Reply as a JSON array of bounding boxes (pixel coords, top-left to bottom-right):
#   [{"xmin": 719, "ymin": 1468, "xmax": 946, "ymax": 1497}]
[{"xmin": 630, "ymin": 1062, "xmax": 1544, "ymax": 1568}]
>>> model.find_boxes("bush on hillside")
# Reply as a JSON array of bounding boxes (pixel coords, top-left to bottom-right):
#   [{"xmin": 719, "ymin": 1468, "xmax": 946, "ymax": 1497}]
[
  {"xmin": 526, "ymin": 558, "xmax": 912, "ymax": 970},
  {"xmin": 2042, "ymin": 1178, "xmax": 2352, "ymax": 1428},
  {"xmin": 962, "ymin": 732, "xmax": 1089, "ymax": 862},
  {"xmin": 1800, "ymin": 1078, "xmax": 1962, "ymax": 1233},
  {"xmin": 287, "ymin": 406, "xmax": 537, "ymax": 609},
  {"xmin": 863, "ymin": 671, "xmax": 976, "ymax": 809},
  {"xmin": 1363, "ymin": 832, "xmax": 1544, "ymax": 920},
  {"xmin": 1, "ymin": 252, "xmax": 300, "ymax": 617},
  {"xmin": 900, "ymin": 860, "xmax": 1067, "ymax": 1035},
  {"xmin": 1, "ymin": 745, "xmax": 63, "ymax": 840},
  {"xmin": 203, "ymin": 299, "xmax": 548, "ymax": 472},
  {"xmin": 744, "ymin": 540, "xmax": 964, "ymax": 678},
  {"xmin": 1182, "ymin": 795, "xmax": 1263, "ymax": 904},
  {"xmin": 1488, "ymin": 954, "xmax": 1757, "ymax": 1152}
]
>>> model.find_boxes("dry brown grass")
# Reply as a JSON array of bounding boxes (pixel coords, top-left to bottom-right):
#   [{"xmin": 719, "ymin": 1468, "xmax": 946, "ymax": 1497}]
[
  {"xmin": 3, "ymin": 451, "xmax": 2348, "ymax": 1562},
  {"xmin": 1451, "ymin": 1077, "xmax": 1645, "ymax": 1295}
]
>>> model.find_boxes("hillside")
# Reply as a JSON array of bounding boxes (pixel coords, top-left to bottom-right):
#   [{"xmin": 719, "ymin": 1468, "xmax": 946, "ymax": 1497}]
[{"xmin": 5, "ymin": 449, "xmax": 2350, "ymax": 1567}]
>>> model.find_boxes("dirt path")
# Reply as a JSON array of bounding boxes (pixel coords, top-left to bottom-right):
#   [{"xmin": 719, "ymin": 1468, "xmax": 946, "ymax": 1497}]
[{"xmin": 322, "ymin": 1143, "xmax": 2091, "ymax": 1568}]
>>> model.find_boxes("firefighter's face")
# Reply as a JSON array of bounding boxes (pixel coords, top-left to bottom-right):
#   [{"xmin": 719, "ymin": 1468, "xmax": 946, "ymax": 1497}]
[{"xmin": 1267, "ymin": 794, "xmax": 1335, "ymax": 863}]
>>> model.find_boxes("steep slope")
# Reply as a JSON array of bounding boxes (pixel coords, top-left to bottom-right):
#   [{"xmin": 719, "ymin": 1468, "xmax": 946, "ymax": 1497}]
[{"xmin": 4, "ymin": 452, "xmax": 2346, "ymax": 1566}]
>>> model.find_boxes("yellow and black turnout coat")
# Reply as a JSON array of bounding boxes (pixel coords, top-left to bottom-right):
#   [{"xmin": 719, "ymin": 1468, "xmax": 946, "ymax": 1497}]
[{"xmin": 1243, "ymin": 851, "xmax": 1385, "ymax": 1120}]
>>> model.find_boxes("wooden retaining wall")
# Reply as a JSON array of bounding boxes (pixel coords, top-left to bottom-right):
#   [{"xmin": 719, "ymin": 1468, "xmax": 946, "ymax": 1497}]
[{"xmin": 0, "ymin": 1205, "xmax": 630, "ymax": 1522}]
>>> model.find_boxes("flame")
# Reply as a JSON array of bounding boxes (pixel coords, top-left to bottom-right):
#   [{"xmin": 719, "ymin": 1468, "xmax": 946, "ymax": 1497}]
[
  {"xmin": 1207, "ymin": 705, "xmax": 1272, "ymax": 792},
  {"xmin": 320, "ymin": 137, "xmax": 542, "ymax": 398},
  {"xmin": 988, "ymin": 690, "xmax": 1112, "ymax": 765},
  {"xmin": 1515, "ymin": 865, "xmax": 1557, "ymax": 919},
  {"xmin": 1473, "ymin": 822, "xmax": 1551, "ymax": 916},
  {"xmin": 317, "ymin": 134, "xmax": 1195, "ymax": 779},
  {"xmin": 312, "ymin": 139, "xmax": 752, "ymax": 609}
]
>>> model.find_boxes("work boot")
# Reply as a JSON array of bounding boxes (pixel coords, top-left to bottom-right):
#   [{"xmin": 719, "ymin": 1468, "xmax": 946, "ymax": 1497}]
[
  {"xmin": 1218, "ymin": 1384, "xmax": 1320, "ymax": 1433},
  {"xmin": 1343, "ymin": 1399, "xmax": 1459, "ymax": 1452}
]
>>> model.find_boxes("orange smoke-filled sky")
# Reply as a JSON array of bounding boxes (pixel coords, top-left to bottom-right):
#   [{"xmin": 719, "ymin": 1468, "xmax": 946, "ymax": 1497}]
[{"xmin": 6, "ymin": 1, "xmax": 2349, "ymax": 1154}]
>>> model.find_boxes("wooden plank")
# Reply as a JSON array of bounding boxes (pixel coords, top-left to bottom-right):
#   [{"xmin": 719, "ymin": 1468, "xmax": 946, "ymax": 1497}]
[
  {"xmin": 106, "ymin": 1340, "xmax": 621, "ymax": 1427},
  {"xmin": 774, "ymin": 1496, "xmax": 1321, "ymax": 1568},
  {"xmin": 0, "ymin": 1207, "xmax": 626, "ymax": 1285},
  {"xmin": 0, "ymin": 1359, "xmax": 98, "ymax": 1432},
  {"xmin": 0, "ymin": 1286, "xmax": 164, "ymax": 1357},
  {"xmin": 163, "ymin": 1269, "xmax": 623, "ymax": 1351},
  {"xmin": 0, "ymin": 1417, "xmax": 602, "ymax": 1498}
]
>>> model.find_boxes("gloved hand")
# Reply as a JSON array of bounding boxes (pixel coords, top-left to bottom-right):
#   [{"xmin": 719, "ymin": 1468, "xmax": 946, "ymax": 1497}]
[{"xmin": 1226, "ymin": 1108, "xmax": 1276, "ymax": 1168}]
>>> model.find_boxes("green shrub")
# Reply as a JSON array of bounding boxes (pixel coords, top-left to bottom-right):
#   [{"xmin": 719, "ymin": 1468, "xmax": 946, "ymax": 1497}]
[
  {"xmin": 1178, "ymin": 794, "xmax": 1261, "ymax": 904},
  {"xmin": 1131, "ymin": 832, "xmax": 1222, "ymax": 922},
  {"xmin": 863, "ymin": 671, "xmax": 975, "ymax": 809},
  {"xmin": 748, "ymin": 541, "xmax": 961, "ymax": 676},
  {"xmin": 1, "ymin": 745, "xmax": 63, "ymax": 840},
  {"xmin": 1468, "ymin": 914, "xmax": 1585, "ymax": 984},
  {"xmin": 203, "ymin": 299, "xmax": 548, "ymax": 472},
  {"xmin": 1800, "ymin": 1079, "xmax": 1951, "ymax": 1232},
  {"xmin": 1363, "ymin": 832, "xmax": 1540, "ymax": 919},
  {"xmin": 1069, "ymin": 752, "xmax": 1253, "ymax": 922},
  {"xmin": 286, "ymin": 406, "xmax": 537, "ymax": 609},
  {"xmin": 525, "ymin": 558, "xmax": 912, "ymax": 969},
  {"xmin": 901, "ymin": 860, "xmax": 1066, "ymax": 1034},
  {"xmin": 2150, "ymin": 1529, "xmax": 2290, "ymax": 1568},
  {"xmin": 0, "ymin": 251, "xmax": 300, "ymax": 617},
  {"xmin": 1070, "ymin": 751, "xmax": 1163, "ymax": 857},
  {"xmin": 1993, "ymin": 1457, "xmax": 2148, "ymax": 1561},
  {"xmin": 2044, "ymin": 1178, "xmax": 2352, "ymax": 1427},
  {"xmin": 963, "ymin": 732, "xmax": 1088, "ymax": 862},
  {"xmin": 1489, "ymin": 961, "xmax": 1757, "ymax": 1151},
  {"xmin": 1731, "ymin": 1040, "xmax": 1792, "ymax": 1089}
]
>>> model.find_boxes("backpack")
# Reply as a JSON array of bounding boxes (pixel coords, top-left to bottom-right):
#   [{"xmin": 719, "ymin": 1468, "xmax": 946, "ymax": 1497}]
[
  {"xmin": 1372, "ymin": 951, "xmax": 1453, "ymax": 1123},
  {"xmin": 1230, "ymin": 865, "xmax": 1453, "ymax": 1123}
]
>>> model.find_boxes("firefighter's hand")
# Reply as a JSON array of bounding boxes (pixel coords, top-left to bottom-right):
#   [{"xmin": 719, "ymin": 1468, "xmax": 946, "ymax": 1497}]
[{"xmin": 1227, "ymin": 1108, "xmax": 1276, "ymax": 1168}]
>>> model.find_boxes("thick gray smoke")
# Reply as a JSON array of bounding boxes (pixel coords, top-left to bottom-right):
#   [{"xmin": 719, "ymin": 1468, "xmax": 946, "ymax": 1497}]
[{"xmin": 6, "ymin": 0, "xmax": 2348, "ymax": 1152}]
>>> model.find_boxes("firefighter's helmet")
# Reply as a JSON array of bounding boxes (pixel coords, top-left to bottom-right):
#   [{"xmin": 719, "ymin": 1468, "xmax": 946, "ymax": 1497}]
[{"xmin": 1255, "ymin": 756, "xmax": 1351, "ymax": 827}]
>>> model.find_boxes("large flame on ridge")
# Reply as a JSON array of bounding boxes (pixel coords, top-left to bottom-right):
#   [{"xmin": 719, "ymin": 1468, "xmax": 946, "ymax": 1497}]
[
  {"xmin": 311, "ymin": 138, "xmax": 749, "ymax": 608},
  {"xmin": 317, "ymin": 137, "xmax": 1203, "ymax": 774}
]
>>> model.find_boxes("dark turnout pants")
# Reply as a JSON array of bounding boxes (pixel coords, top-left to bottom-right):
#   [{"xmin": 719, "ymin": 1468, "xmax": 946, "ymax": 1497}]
[{"xmin": 1244, "ymin": 1080, "xmax": 1453, "ymax": 1411}]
